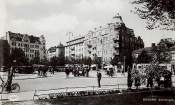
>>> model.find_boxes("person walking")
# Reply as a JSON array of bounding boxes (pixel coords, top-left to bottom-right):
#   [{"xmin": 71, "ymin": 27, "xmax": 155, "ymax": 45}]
[
  {"xmin": 65, "ymin": 67, "xmax": 70, "ymax": 78},
  {"xmin": 51, "ymin": 67, "xmax": 54, "ymax": 75},
  {"xmin": 146, "ymin": 77, "xmax": 153, "ymax": 88},
  {"xmin": 127, "ymin": 67, "xmax": 132, "ymax": 89},
  {"xmin": 6, "ymin": 66, "xmax": 15, "ymax": 92},
  {"xmin": 97, "ymin": 70, "xmax": 102, "ymax": 88}
]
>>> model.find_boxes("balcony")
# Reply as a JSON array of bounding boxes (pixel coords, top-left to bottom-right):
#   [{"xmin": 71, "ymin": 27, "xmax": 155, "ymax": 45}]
[
  {"xmin": 113, "ymin": 43, "xmax": 119, "ymax": 48},
  {"xmin": 113, "ymin": 50, "xmax": 119, "ymax": 55},
  {"xmin": 87, "ymin": 44, "xmax": 92, "ymax": 48},
  {"xmin": 88, "ymin": 50, "xmax": 91, "ymax": 54},
  {"xmin": 71, "ymin": 54, "xmax": 75, "ymax": 56},
  {"xmin": 71, "ymin": 51, "xmax": 75, "ymax": 55},
  {"xmin": 113, "ymin": 37, "xmax": 119, "ymax": 41},
  {"xmin": 70, "ymin": 47, "xmax": 75, "ymax": 50}
]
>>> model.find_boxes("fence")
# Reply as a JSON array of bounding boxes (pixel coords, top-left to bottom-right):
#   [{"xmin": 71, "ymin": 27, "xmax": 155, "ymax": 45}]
[
  {"xmin": 33, "ymin": 84, "xmax": 128, "ymax": 100},
  {"xmin": 33, "ymin": 83, "xmax": 159, "ymax": 100}
]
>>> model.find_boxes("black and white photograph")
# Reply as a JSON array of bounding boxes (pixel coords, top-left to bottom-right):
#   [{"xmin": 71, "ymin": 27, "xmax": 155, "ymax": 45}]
[{"xmin": 0, "ymin": 0, "xmax": 175, "ymax": 104}]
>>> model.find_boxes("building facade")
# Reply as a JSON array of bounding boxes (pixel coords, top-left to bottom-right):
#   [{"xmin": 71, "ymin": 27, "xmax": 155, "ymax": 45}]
[
  {"xmin": 132, "ymin": 38, "xmax": 175, "ymax": 70},
  {"xmin": 0, "ymin": 40, "xmax": 10, "ymax": 67},
  {"xmin": 84, "ymin": 14, "xmax": 144, "ymax": 66},
  {"xmin": 65, "ymin": 35, "xmax": 85, "ymax": 61},
  {"xmin": 47, "ymin": 42, "xmax": 65, "ymax": 61},
  {"xmin": 65, "ymin": 14, "xmax": 144, "ymax": 67},
  {"xmin": 1, "ymin": 31, "xmax": 46, "ymax": 60}
]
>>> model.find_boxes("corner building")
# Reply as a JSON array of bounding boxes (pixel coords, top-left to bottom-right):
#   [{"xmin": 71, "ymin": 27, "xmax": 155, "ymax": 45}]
[
  {"xmin": 66, "ymin": 14, "xmax": 144, "ymax": 67},
  {"xmin": 84, "ymin": 14, "xmax": 144, "ymax": 66},
  {"xmin": 2, "ymin": 31, "xmax": 46, "ymax": 60}
]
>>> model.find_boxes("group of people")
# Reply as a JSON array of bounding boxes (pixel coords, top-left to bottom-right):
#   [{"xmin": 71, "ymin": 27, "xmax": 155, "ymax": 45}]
[
  {"xmin": 34, "ymin": 66, "xmax": 55, "ymax": 77},
  {"xmin": 64, "ymin": 66, "xmax": 102, "ymax": 88},
  {"xmin": 128, "ymin": 67, "xmax": 172, "ymax": 89},
  {"xmin": 65, "ymin": 67, "xmax": 90, "ymax": 78},
  {"xmin": 106, "ymin": 68, "xmax": 114, "ymax": 77}
]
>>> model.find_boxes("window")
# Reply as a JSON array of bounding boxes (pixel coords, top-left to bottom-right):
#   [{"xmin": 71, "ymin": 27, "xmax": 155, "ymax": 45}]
[
  {"xmin": 35, "ymin": 45, "xmax": 39, "ymax": 49},
  {"xmin": 172, "ymin": 54, "xmax": 175, "ymax": 60},
  {"xmin": 12, "ymin": 42, "xmax": 16, "ymax": 46}
]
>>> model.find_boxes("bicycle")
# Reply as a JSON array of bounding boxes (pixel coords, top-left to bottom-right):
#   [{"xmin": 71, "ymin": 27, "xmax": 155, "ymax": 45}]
[{"xmin": 0, "ymin": 81, "xmax": 20, "ymax": 94}]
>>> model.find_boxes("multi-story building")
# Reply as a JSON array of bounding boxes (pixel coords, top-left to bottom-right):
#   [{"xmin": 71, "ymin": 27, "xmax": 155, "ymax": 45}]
[
  {"xmin": 65, "ymin": 14, "xmax": 144, "ymax": 67},
  {"xmin": 1, "ymin": 31, "xmax": 46, "ymax": 60},
  {"xmin": 65, "ymin": 35, "xmax": 85, "ymax": 60},
  {"xmin": 132, "ymin": 38, "xmax": 175, "ymax": 71},
  {"xmin": 47, "ymin": 42, "xmax": 65, "ymax": 61},
  {"xmin": 84, "ymin": 14, "xmax": 144, "ymax": 66}
]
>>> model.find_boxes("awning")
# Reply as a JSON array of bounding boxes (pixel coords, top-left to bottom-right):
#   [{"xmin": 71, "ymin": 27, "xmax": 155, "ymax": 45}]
[
  {"xmin": 90, "ymin": 64, "xmax": 96, "ymax": 67},
  {"xmin": 104, "ymin": 65, "xmax": 113, "ymax": 68},
  {"xmin": 32, "ymin": 64, "xmax": 45, "ymax": 67}
]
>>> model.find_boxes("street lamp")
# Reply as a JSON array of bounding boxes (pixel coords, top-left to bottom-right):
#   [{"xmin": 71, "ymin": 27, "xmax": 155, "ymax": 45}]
[
  {"xmin": 124, "ymin": 56, "xmax": 126, "ymax": 77},
  {"xmin": 13, "ymin": 60, "xmax": 16, "ymax": 66},
  {"xmin": 67, "ymin": 31, "xmax": 73, "ymax": 68}
]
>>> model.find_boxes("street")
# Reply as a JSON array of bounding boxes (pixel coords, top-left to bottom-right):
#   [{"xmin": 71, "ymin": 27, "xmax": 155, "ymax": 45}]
[
  {"xmin": 0, "ymin": 70, "xmax": 175, "ymax": 101},
  {"xmin": 0, "ymin": 70, "xmax": 127, "ymax": 101}
]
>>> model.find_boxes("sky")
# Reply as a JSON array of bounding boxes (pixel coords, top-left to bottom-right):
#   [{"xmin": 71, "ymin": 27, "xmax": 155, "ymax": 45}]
[{"xmin": 0, "ymin": 0, "xmax": 175, "ymax": 49}]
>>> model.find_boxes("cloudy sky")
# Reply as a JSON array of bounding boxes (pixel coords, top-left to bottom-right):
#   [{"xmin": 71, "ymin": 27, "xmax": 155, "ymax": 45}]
[{"xmin": 0, "ymin": 0, "xmax": 175, "ymax": 49}]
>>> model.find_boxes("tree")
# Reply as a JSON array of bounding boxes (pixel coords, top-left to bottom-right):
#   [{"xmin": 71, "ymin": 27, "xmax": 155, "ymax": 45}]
[
  {"xmin": 29, "ymin": 52, "xmax": 40, "ymax": 65},
  {"xmin": 131, "ymin": 0, "xmax": 175, "ymax": 30},
  {"xmin": 92, "ymin": 54, "xmax": 102, "ymax": 69},
  {"xmin": 137, "ymin": 50, "xmax": 150, "ymax": 63},
  {"xmin": 156, "ymin": 51, "xmax": 171, "ymax": 63},
  {"xmin": 110, "ymin": 56, "xmax": 118, "ymax": 66},
  {"xmin": 10, "ymin": 48, "xmax": 29, "ymax": 66},
  {"xmin": 57, "ymin": 52, "xmax": 65, "ymax": 66},
  {"xmin": 49, "ymin": 56, "xmax": 58, "ymax": 67},
  {"xmin": 40, "ymin": 58, "xmax": 49, "ymax": 66},
  {"xmin": 0, "ymin": 40, "xmax": 10, "ymax": 66},
  {"xmin": 131, "ymin": 50, "xmax": 172, "ymax": 87},
  {"xmin": 83, "ymin": 56, "xmax": 91, "ymax": 67}
]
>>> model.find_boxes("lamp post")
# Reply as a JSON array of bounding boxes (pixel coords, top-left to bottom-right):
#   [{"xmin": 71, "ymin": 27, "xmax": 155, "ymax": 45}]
[
  {"xmin": 13, "ymin": 60, "xmax": 16, "ymax": 66},
  {"xmin": 124, "ymin": 56, "xmax": 126, "ymax": 77},
  {"xmin": 67, "ymin": 31, "xmax": 73, "ymax": 68}
]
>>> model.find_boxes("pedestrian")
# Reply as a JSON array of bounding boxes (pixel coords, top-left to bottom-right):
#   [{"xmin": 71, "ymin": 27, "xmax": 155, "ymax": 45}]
[
  {"xmin": 97, "ymin": 70, "xmax": 102, "ymax": 88},
  {"xmin": 38, "ymin": 66, "xmax": 41, "ymax": 77},
  {"xmin": 127, "ymin": 67, "xmax": 132, "ymax": 89},
  {"xmin": 65, "ymin": 67, "xmax": 70, "ymax": 78},
  {"xmin": 6, "ymin": 66, "xmax": 15, "ymax": 92},
  {"xmin": 51, "ymin": 67, "xmax": 54, "ymax": 75},
  {"xmin": 146, "ymin": 77, "xmax": 153, "ymax": 88},
  {"xmin": 135, "ymin": 77, "xmax": 140, "ymax": 89},
  {"xmin": 82, "ymin": 68, "xmax": 85, "ymax": 76},
  {"xmin": 86, "ymin": 67, "xmax": 90, "ymax": 77}
]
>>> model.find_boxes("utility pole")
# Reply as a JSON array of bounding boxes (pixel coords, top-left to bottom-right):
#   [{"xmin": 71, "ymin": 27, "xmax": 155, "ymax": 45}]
[
  {"xmin": 124, "ymin": 56, "xmax": 126, "ymax": 77},
  {"xmin": 67, "ymin": 31, "xmax": 73, "ymax": 68}
]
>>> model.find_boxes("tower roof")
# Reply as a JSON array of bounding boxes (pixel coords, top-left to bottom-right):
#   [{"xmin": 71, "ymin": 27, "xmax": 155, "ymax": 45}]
[{"xmin": 110, "ymin": 13, "xmax": 124, "ymax": 25}]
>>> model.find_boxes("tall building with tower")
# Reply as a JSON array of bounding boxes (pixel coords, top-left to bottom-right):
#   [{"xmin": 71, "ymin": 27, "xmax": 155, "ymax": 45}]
[{"xmin": 65, "ymin": 14, "xmax": 144, "ymax": 67}]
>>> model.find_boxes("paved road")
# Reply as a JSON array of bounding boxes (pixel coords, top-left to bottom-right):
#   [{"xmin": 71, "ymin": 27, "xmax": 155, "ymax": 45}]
[
  {"xmin": 0, "ymin": 70, "xmax": 175, "ymax": 102},
  {"xmin": 0, "ymin": 70, "xmax": 127, "ymax": 101}
]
